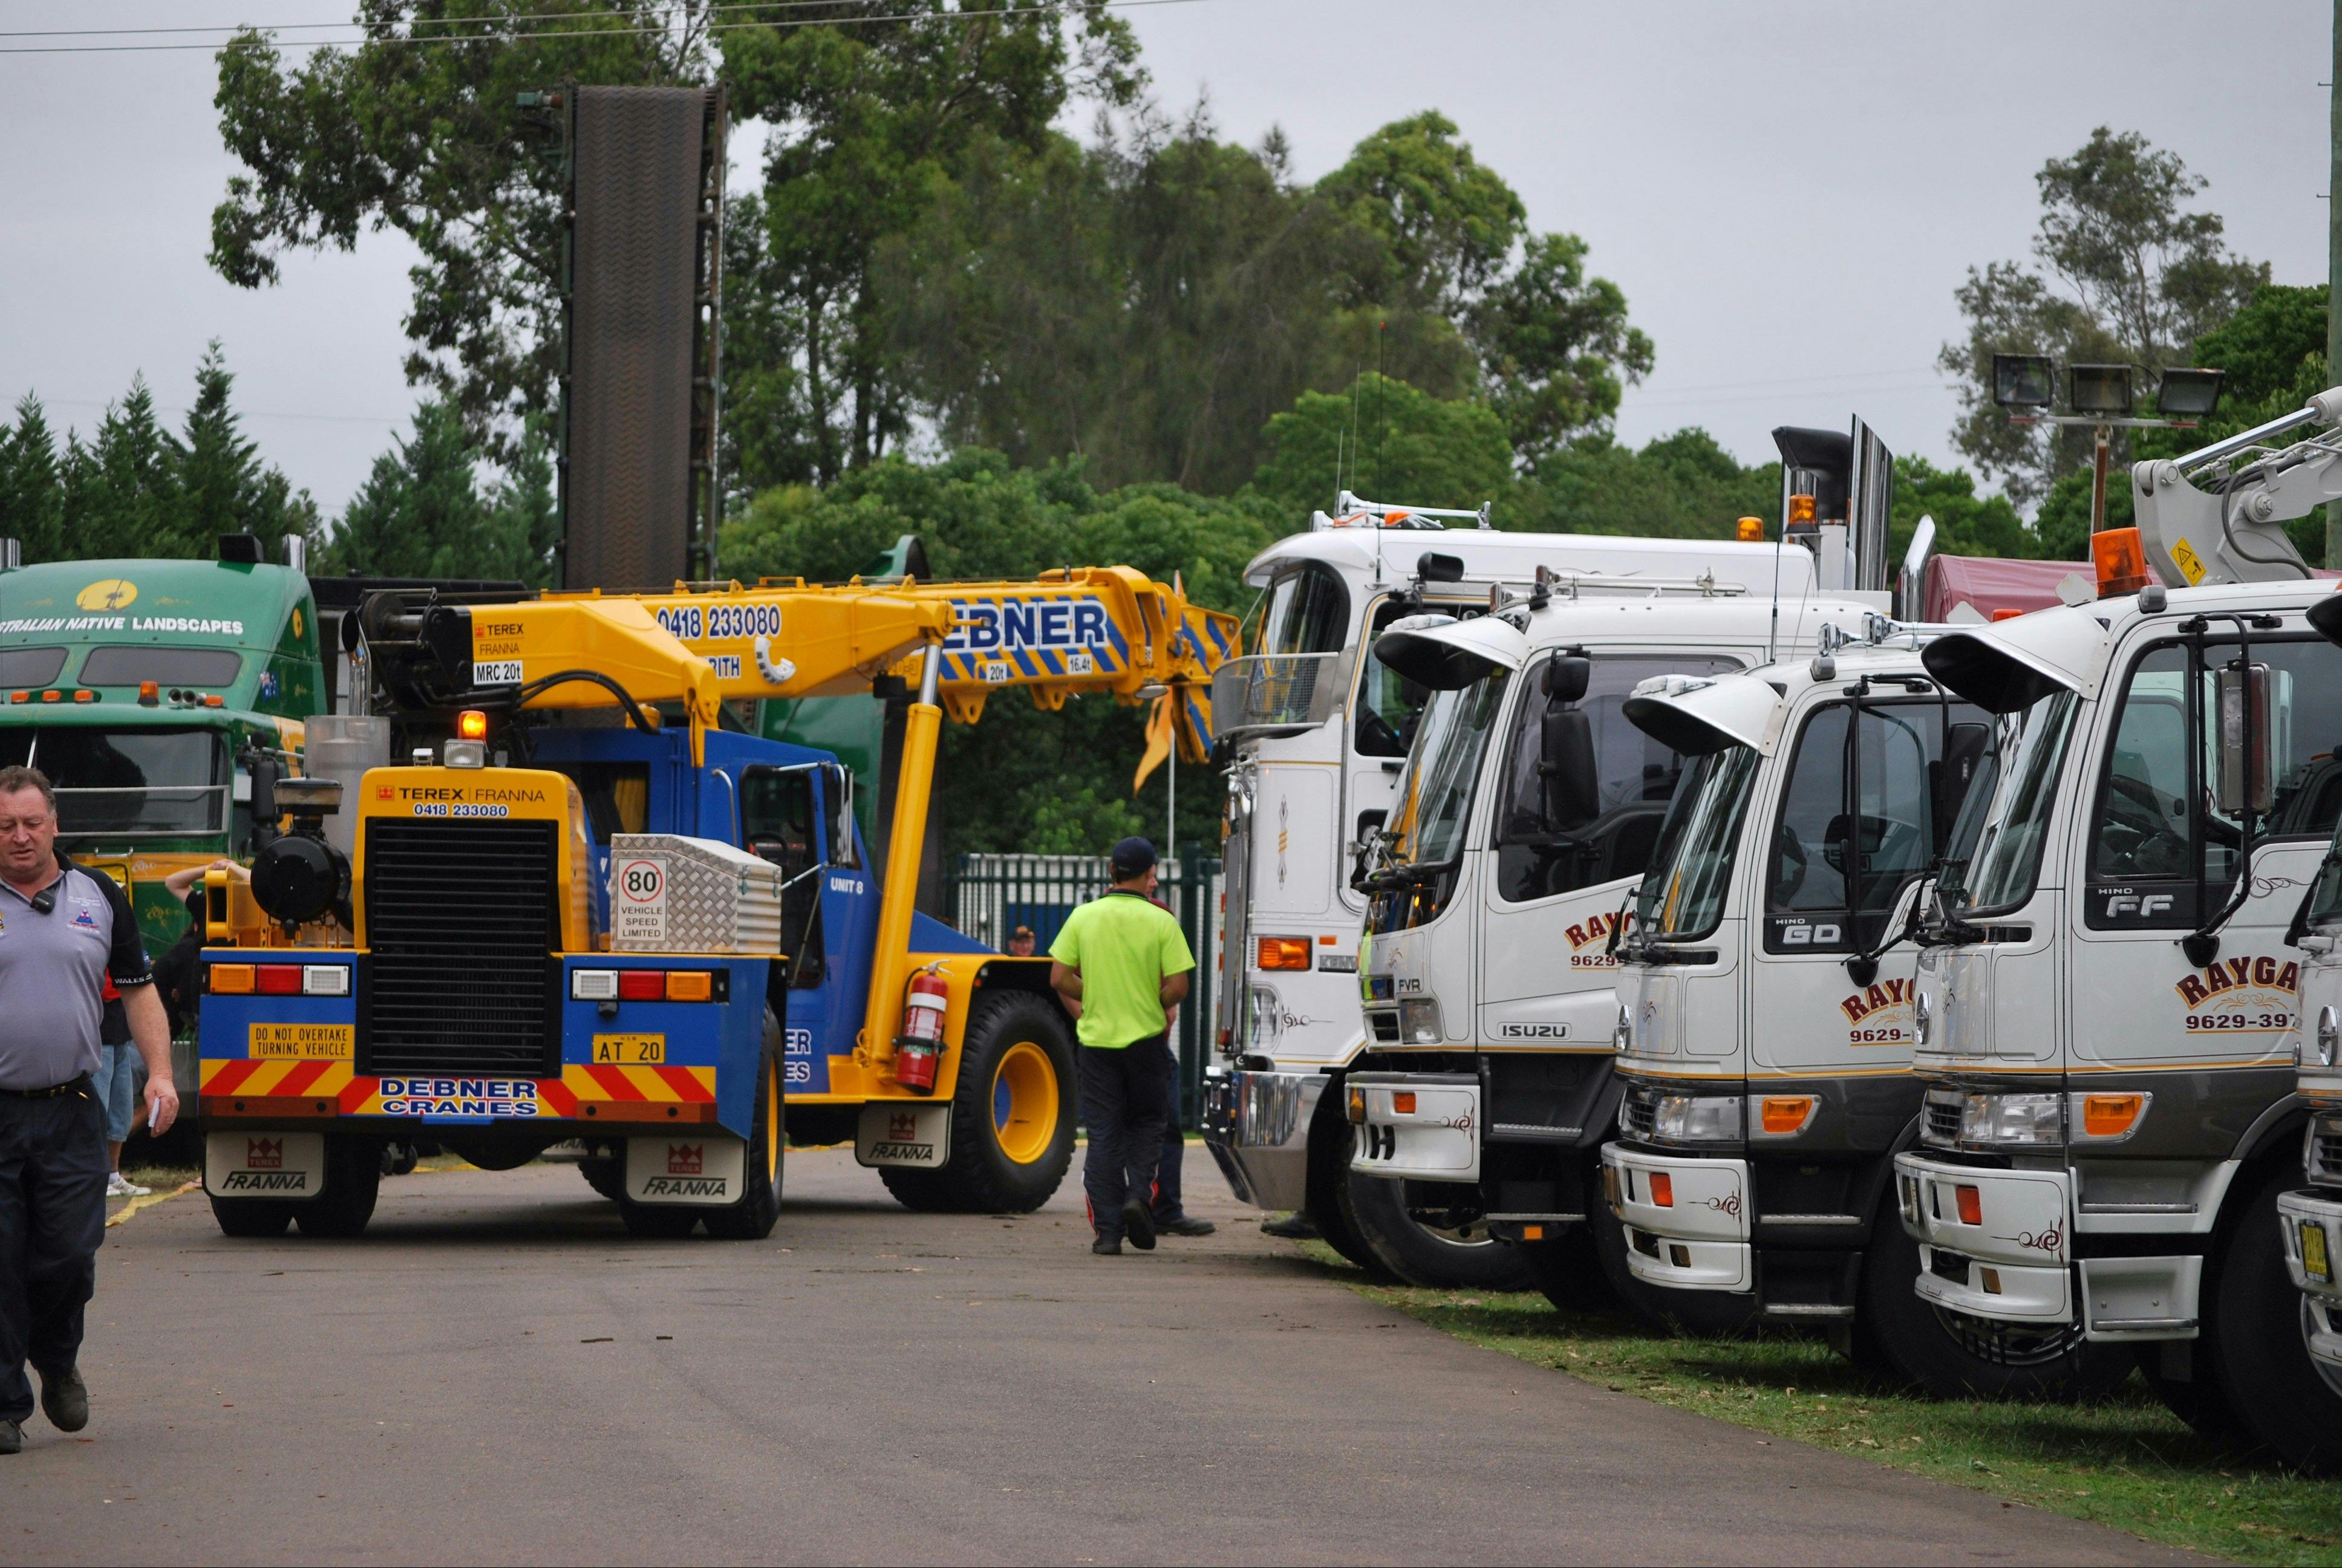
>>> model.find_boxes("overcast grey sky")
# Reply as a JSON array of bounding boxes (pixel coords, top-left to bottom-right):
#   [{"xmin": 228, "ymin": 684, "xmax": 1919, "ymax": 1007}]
[{"xmin": 0, "ymin": 0, "xmax": 2327, "ymax": 521}]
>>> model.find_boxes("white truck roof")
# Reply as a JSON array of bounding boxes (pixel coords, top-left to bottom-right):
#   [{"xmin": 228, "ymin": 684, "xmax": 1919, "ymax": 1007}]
[{"xmin": 1244, "ymin": 526, "xmax": 1824, "ymax": 599}]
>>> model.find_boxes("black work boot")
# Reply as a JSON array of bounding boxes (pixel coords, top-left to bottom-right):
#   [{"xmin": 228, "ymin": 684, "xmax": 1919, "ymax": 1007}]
[
  {"xmin": 1261, "ymin": 1211, "xmax": 1317, "ymax": 1240},
  {"xmin": 1091, "ymin": 1234, "xmax": 1122, "ymax": 1256},
  {"xmin": 1156, "ymin": 1214, "xmax": 1216, "ymax": 1237},
  {"xmin": 39, "ymin": 1367, "xmax": 87, "ymax": 1434},
  {"xmin": 1120, "ymin": 1197, "xmax": 1156, "ymax": 1251},
  {"xmin": 0, "ymin": 1417, "xmax": 21, "ymax": 1454}
]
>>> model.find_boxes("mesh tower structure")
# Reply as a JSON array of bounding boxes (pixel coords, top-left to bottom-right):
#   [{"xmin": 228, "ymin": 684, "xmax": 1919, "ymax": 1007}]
[{"xmin": 560, "ymin": 85, "xmax": 725, "ymax": 590}]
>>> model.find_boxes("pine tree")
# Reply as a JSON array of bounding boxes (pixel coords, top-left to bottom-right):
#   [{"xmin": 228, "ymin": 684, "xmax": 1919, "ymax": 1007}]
[
  {"xmin": 0, "ymin": 394, "xmax": 67, "ymax": 562},
  {"xmin": 174, "ymin": 340, "xmax": 269, "ymax": 556},
  {"xmin": 78, "ymin": 377, "xmax": 178, "ymax": 561}
]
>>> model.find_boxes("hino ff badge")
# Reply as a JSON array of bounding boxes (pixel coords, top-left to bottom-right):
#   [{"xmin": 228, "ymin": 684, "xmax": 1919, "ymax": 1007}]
[{"xmin": 609, "ymin": 833, "xmax": 784, "ymax": 954}]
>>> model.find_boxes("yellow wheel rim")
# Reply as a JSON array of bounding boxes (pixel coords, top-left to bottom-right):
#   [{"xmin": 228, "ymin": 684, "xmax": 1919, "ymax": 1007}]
[
  {"xmin": 990, "ymin": 1041, "xmax": 1058, "ymax": 1166},
  {"xmin": 764, "ymin": 1056, "xmax": 781, "ymax": 1182}
]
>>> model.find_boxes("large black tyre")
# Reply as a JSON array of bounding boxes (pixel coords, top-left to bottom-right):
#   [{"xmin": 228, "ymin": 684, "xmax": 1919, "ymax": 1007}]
[
  {"xmin": 579, "ymin": 1157, "xmax": 625, "ymax": 1202},
  {"xmin": 1521, "ymin": 1225, "xmax": 1612, "ymax": 1312},
  {"xmin": 882, "ymin": 989, "xmax": 1075, "ymax": 1215},
  {"xmin": 1347, "ymin": 1172, "xmax": 1535, "ymax": 1290},
  {"xmin": 1850, "ymin": 1205, "xmax": 2129, "ymax": 1399},
  {"xmin": 1303, "ymin": 1094, "xmax": 1397, "ymax": 1281},
  {"xmin": 293, "ymin": 1137, "xmax": 382, "ymax": 1238},
  {"xmin": 621, "ymin": 1204, "xmax": 700, "ymax": 1238},
  {"xmin": 209, "ymin": 1196, "xmax": 294, "ymax": 1238},
  {"xmin": 703, "ymin": 1022, "xmax": 786, "ymax": 1240},
  {"xmin": 2217, "ymin": 1169, "xmax": 2342, "ymax": 1474}
]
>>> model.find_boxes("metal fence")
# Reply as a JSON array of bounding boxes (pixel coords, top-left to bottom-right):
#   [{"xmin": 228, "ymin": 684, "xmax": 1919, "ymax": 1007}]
[{"xmin": 942, "ymin": 852, "xmax": 1223, "ymax": 1127}]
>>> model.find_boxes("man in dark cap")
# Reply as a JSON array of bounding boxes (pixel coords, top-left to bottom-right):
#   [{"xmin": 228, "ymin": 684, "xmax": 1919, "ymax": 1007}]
[
  {"xmin": 1048, "ymin": 838, "xmax": 1195, "ymax": 1254},
  {"xmin": 1005, "ymin": 925, "xmax": 1037, "ymax": 958}
]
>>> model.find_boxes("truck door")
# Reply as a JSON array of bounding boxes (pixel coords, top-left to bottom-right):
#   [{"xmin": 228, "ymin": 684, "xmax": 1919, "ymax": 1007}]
[
  {"xmin": 1749, "ymin": 694, "xmax": 1986, "ymax": 1078},
  {"xmin": 1476, "ymin": 652, "xmax": 1736, "ymax": 1047},
  {"xmin": 741, "ymin": 763, "xmax": 865, "ymax": 1090},
  {"xmin": 2070, "ymin": 634, "xmax": 2342, "ymax": 1075}
]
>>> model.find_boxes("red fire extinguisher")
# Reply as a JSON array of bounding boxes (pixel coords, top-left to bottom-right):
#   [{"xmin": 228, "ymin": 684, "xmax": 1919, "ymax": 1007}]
[{"xmin": 894, "ymin": 968, "xmax": 948, "ymax": 1095}]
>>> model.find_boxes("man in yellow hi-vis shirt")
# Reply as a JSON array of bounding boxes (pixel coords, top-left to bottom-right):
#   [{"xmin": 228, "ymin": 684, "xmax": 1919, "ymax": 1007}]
[{"xmin": 1049, "ymin": 838, "xmax": 1195, "ymax": 1255}]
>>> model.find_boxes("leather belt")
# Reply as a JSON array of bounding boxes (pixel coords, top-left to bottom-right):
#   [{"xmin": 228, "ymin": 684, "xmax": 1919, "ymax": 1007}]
[{"xmin": 0, "ymin": 1074, "xmax": 94, "ymax": 1100}]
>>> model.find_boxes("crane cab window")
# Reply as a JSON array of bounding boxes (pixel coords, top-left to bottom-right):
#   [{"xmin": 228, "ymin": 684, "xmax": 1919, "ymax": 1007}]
[
  {"xmin": 2087, "ymin": 636, "xmax": 2342, "ymax": 929},
  {"xmin": 1492, "ymin": 656, "xmax": 1735, "ymax": 903},
  {"xmin": 550, "ymin": 762, "xmax": 650, "ymax": 845},
  {"xmin": 740, "ymin": 765, "xmax": 829, "ymax": 986},
  {"xmin": 1766, "ymin": 696, "xmax": 1988, "ymax": 952}
]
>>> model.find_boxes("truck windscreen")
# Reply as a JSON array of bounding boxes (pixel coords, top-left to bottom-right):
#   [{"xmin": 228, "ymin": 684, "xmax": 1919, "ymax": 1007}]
[
  {"xmin": 79, "ymin": 645, "xmax": 244, "ymax": 689},
  {"xmin": 0, "ymin": 727, "xmax": 229, "ymax": 835},
  {"xmin": 1633, "ymin": 744, "xmax": 1758, "ymax": 943},
  {"xmin": 0, "ymin": 646, "xmax": 67, "ymax": 687},
  {"xmin": 1953, "ymin": 691, "xmax": 2079, "ymax": 917},
  {"xmin": 1392, "ymin": 671, "xmax": 1509, "ymax": 867}
]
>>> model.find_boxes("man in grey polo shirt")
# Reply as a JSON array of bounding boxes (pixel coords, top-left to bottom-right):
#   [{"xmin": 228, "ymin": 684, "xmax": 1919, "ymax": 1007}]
[{"xmin": 0, "ymin": 765, "xmax": 177, "ymax": 1454}]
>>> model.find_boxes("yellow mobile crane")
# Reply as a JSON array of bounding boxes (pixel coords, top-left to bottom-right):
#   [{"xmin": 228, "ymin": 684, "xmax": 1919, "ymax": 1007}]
[{"xmin": 192, "ymin": 571, "xmax": 1236, "ymax": 1238}]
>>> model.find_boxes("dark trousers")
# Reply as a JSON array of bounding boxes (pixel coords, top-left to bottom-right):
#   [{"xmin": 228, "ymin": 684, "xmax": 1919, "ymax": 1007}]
[
  {"xmin": 1152, "ymin": 1039, "xmax": 1186, "ymax": 1223},
  {"xmin": 0, "ymin": 1087, "xmax": 106, "ymax": 1423},
  {"xmin": 1077, "ymin": 1036, "xmax": 1172, "ymax": 1240}
]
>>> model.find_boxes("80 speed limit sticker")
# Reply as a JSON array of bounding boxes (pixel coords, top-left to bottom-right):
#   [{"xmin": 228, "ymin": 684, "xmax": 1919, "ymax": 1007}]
[{"xmin": 612, "ymin": 856, "xmax": 669, "ymax": 945}]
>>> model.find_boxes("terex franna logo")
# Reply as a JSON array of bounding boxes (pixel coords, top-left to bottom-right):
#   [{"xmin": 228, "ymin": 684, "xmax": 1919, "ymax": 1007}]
[
  {"xmin": 666, "ymin": 1144, "xmax": 704, "ymax": 1176},
  {"xmin": 246, "ymin": 1137, "xmax": 284, "ymax": 1169},
  {"xmin": 889, "ymin": 1111, "xmax": 919, "ymax": 1142}
]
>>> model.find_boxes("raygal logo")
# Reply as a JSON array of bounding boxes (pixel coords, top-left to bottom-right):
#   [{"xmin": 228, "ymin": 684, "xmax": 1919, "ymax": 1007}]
[
  {"xmin": 2174, "ymin": 955, "xmax": 2298, "ymax": 1007},
  {"xmin": 1565, "ymin": 912, "xmax": 1625, "ymax": 951},
  {"xmin": 1840, "ymin": 977, "xmax": 1914, "ymax": 1025}
]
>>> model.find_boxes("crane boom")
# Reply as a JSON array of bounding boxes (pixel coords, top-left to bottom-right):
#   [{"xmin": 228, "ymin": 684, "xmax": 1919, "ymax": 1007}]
[{"xmin": 2132, "ymin": 386, "xmax": 2342, "ymax": 588}]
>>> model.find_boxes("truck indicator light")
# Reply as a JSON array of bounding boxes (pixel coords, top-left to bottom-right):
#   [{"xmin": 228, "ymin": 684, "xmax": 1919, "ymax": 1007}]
[
  {"xmin": 1955, "ymin": 1185, "xmax": 1982, "ymax": 1226},
  {"xmin": 1758, "ymin": 1095, "xmax": 1816, "ymax": 1135},
  {"xmin": 1649, "ymin": 1172, "xmax": 1674, "ymax": 1208},
  {"xmin": 208, "ymin": 964, "xmax": 256, "ymax": 994},
  {"xmin": 617, "ymin": 970, "xmax": 667, "ymax": 1001},
  {"xmin": 2080, "ymin": 1093, "xmax": 2146, "ymax": 1138},
  {"xmin": 256, "ymin": 964, "xmax": 303, "ymax": 995},
  {"xmin": 665, "ymin": 970, "xmax": 713, "ymax": 1002},
  {"xmin": 1256, "ymin": 935, "xmax": 1311, "ymax": 971},
  {"xmin": 1345, "ymin": 1087, "xmax": 1366, "ymax": 1124},
  {"xmin": 1979, "ymin": 1267, "xmax": 2003, "ymax": 1295},
  {"xmin": 1392, "ymin": 1091, "xmax": 1416, "ymax": 1114}
]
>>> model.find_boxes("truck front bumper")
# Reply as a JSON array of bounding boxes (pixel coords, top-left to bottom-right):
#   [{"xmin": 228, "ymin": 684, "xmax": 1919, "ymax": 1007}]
[
  {"xmin": 1348, "ymin": 1072, "xmax": 1479, "ymax": 1184},
  {"xmin": 1894, "ymin": 1151, "xmax": 2072, "ymax": 1326},
  {"xmin": 1203, "ymin": 1069, "xmax": 1323, "ymax": 1211},
  {"xmin": 1600, "ymin": 1142, "xmax": 1750, "ymax": 1292},
  {"xmin": 2278, "ymin": 1187, "xmax": 2342, "ymax": 1370}
]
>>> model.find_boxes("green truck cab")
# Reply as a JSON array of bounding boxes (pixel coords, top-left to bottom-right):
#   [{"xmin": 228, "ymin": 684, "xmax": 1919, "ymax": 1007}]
[{"xmin": 0, "ymin": 550, "xmax": 325, "ymax": 1092}]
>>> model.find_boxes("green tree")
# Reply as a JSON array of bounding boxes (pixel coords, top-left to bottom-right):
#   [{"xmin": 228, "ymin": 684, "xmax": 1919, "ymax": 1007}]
[
  {"xmin": 1940, "ymin": 127, "xmax": 2268, "ymax": 507},
  {"xmin": 321, "ymin": 400, "xmax": 556, "ymax": 584},
  {"xmin": 71, "ymin": 377, "xmax": 178, "ymax": 561},
  {"xmin": 1250, "ymin": 373, "xmax": 1513, "ymax": 521},
  {"xmin": 1509, "ymin": 428, "xmax": 1775, "ymax": 539},
  {"xmin": 0, "ymin": 394, "xmax": 67, "ymax": 563},
  {"xmin": 1888, "ymin": 457, "xmax": 2036, "ymax": 564}
]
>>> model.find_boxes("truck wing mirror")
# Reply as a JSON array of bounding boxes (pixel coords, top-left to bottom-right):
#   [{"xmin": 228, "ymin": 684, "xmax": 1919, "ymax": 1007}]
[
  {"xmin": 2215, "ymin": 661, "xmax": 2275, "ymax": 816},
  {"xmin": 1539, "ymin": 705, "xmax": 1600, "ymax": 825}
]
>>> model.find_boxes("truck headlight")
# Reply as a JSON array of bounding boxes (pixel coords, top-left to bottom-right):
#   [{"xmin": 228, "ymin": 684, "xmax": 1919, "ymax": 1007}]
[
  {"xmin": 1398, "ymin": 998, "xmax": 1443, "ymax": 1044},
  {"xmin": 1651, "ymin": 1093, "xmax": 1741, "ymax": 1144},
  {"xmin": 1959, "ymin": 1091, "xmax": 2063, "ymax": 1147}
]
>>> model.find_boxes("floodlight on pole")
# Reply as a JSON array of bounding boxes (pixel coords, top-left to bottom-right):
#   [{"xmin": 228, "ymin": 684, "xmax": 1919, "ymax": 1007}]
[
  {"xmin": 1992, "ymin": 353, "xmax": 2055, "ymax": 409},
  {"xmin": 2156, "ymin": 367, "xmax": 2226, "ymax": 420},
  {"xmin": 2069, "ymin": 364, "xmax": 2136, "ymax": 417}
]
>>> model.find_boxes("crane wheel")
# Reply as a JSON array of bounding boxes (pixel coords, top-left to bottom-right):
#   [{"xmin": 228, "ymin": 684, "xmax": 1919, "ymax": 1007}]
[
  {"xmin": 579, "ymin": 1156, "xmax": 625, "ymax": 1202},
  {"xmin": 883, "ymin": 991, "xmax": 1074, "ymax": 1214},
  {"xmin": 292, "ymin": 1136, "xmax": 383, "ymax": 1239},
  {"xmin": 703, "ymin": 1021, "xmax": 786, "ymax": 1240},
  {"xmin": 209, "ymin": 1197, "xmax": 294, "ymax": 1238}
]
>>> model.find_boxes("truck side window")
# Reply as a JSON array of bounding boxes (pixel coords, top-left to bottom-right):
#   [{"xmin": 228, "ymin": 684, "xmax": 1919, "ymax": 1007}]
[
  {"xmin": 820, "ymin": 763, "xmax": 859, "ymax": 870},
  {"xmin": 1260, "ymin": 564, "xmax": 1349, "ymax": 658},
  {"xmin": 1766, "ymin": 698, "xmax": 1982, "ymax": 952},
  {"xmin": 1492, "ymin": 656, "xmax": 1734, "ymax": 904},
  {"xmin": 741, "ymin": 766, "xmax": 825, "ymax": 986},
  {"xmin": 2087, "ymin": 636, "xmax": 2342, "ymax": 928},
  {"xmin": 1355, "ymin": 600, "xmax": 1430, "ymax": 757}
]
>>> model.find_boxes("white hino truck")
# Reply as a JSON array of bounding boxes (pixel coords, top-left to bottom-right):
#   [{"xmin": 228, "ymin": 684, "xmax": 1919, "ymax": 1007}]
[
  {"xmin": 1897, "ymin": 390, "xmax": 2342, "ymax": 1471},
  {"xmin": 1333, "ymin": 421, "xmax": 1903, "ymax": 1293},
  {"xmin": 1204, "ymin": 492, "xmax": 1827, "ymax": 1284},
  {"xmin": 1598, "ymin": 626, "xmax": 2125, "ymax": 1392}
]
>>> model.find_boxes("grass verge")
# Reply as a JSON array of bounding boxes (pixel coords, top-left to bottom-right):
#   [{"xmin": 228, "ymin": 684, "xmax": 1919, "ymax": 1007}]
[{"xmin": 1303, "ymin": 1245, "xmax": 2342, "ymax": 1567}]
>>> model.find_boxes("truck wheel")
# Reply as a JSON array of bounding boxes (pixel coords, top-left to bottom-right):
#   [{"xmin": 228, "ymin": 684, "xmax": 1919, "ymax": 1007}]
[
  {"xmin": 1851, "ymin": 1207, "xmax": 2128, "ymax": 1399},
  {"xmin": 2217, "ymin": 1168, "xmax": 2342, "ymax": 1474},
  {"xmin": 579, "ymin": 1157, "xmax": 625, "ymax": 1202},
  {"xmin": 293, "ymin": 1137, "xmax": 382, "ymax": 1239},
  {"xmin": 892, "ymin": 990, "xmax": 1076, "ymax": 1214},
  {"xmin": 209, "ymin": 1197, "xmax": 294, "ymax": 1238},
  {"xmin": 1521, "ymin": 1225, "xmax": 1612, "ymax": 1312},
  {"xmin": 621, "ymin": 1204, "xmax": 700, "ymax": 1238},
  {"xmin": 1347, "ymin": 1172, "xmax": 1533, "ymax": 1290},
  {"xmin": 704, "ymin": 1030, "xmax": 786, "ymax": 1240},
  {"xmin": 1305, "ymin": 1097, "xmax": 1397, "ymax": 1281}
]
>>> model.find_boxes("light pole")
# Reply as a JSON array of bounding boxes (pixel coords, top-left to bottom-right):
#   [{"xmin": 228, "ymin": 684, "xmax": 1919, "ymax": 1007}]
[{"xmin": 1992, "ymin": 356, "xmax": 2225, "ymax": 536}]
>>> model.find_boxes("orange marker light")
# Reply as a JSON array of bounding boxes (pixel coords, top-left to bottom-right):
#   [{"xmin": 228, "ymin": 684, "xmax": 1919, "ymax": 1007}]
[
  {"xmin": 1787, "ymin": 493, "xmax": 1818, "ymax": 527},
  {"xmin": 208, "ymin": 964, "xmax": 256, "ymax": 995},
  {"xmin": 457, "ymin": 709, "xmax": 491, "ymax": 741},
  {"xmin": 665, "ymin": 969, "xmax": 714, "ymax": 1003},
  {"xmin": 1955, "ymin": 1185, "xmax": 1983, "ymax": 1226},
  {"xmin": 1736, "ymin": 516, "xmax": 1765, "ymax": 542},
  {"xmin": 1256, "ymin": 935, "xmax": 1312, "ymax": 971},
  {"xmin": 1392, "ymin": 1091, "xmax": 1417, "ymax": 1114},
  {"xmin": 1991, "ymin": 608, "xmax": 2024, "ymax": 622},
  {"xmin": 1650, "ymin": 1172, "xmax": 1675, "ymax": 1208},
  {"xmin": 1979, "ymin": 1267, "xmax": 2003, "ymax": 1295},
  {"xmin": 41, "ymin": 689, "xmax": 60, "ymax": 702},
  {"xmin": 138, "ymin": 680, "xmax": 159, "ymax": 706},
  {"xmin": 204, "ymin": 694, "xmax": 223, "ymax": 707},
  {"xmin": 1760, "ymin": 1095, "xmax": 1816, "ymax": 1135},
  {"xmin": 8, "ymin": 691, "xmax": 26, "ymax": 704},
  {"xmin": 2082, "ymin": 1093, "xmax": 2145, "ymax": 1138}
]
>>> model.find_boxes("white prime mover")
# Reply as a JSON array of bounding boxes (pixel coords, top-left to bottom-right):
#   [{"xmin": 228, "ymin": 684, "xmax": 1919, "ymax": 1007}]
[
  {"xmin": 1899, "ymin": 391, "xmax": 2342, "ymax": 1473},
  {"xmin": 1203, "ymin": 493, "xmax": 1830, "ymax": 1283}
]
